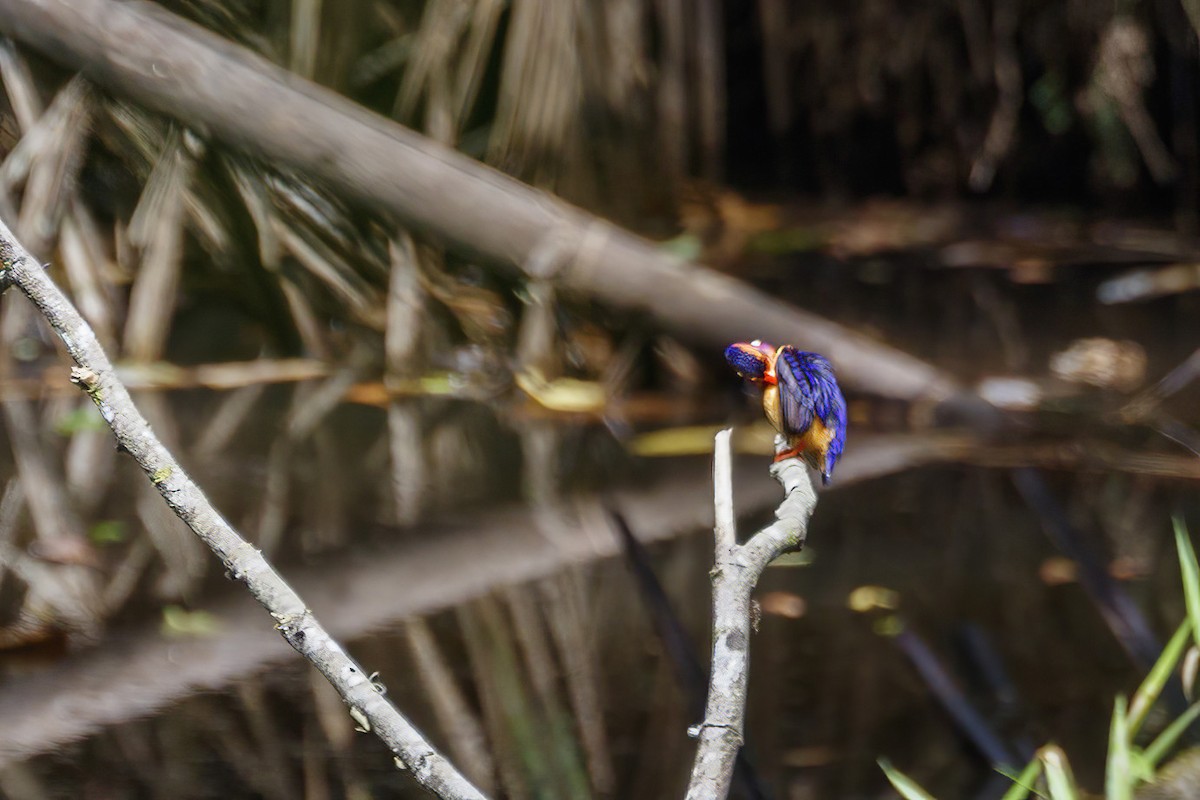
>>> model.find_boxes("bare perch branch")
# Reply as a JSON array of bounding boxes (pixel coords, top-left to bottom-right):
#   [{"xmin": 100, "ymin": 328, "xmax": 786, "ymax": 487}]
[
  {"xmin": 0, "ymin": 218, "xmax": 486, "ymax": 800},
  {"xmin": 0, "ymin": 0, "xmax": 962, "ymax": 405},
  {"xmin": 686, "ymin": 433, "xmax": 818, "ymax": 800}
]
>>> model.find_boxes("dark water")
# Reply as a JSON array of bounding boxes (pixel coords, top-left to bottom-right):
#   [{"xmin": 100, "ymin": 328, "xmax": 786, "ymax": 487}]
[{"xmin": 0, "ymin": 248, "xmax": 1197, "ymax": 799}]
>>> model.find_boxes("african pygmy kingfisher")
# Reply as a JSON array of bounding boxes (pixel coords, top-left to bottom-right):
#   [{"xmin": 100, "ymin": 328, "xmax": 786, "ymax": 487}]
[{"xmin": 725, "ymin": 341, "xmax": 848, "ymax": 485}]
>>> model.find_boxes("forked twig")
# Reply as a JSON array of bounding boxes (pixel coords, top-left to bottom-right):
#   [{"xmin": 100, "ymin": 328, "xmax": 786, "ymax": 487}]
[
  {"xmin": 685, "ymin": 429, "xmax": 818, "ymax": 799},
  {"xmin": 0, "ymin": 218, "xmax": 486, "ymax": 800}
]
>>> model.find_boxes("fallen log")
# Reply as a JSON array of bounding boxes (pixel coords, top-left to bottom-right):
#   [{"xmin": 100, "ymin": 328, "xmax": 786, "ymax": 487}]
[{"xmin": 0, "ymin": 0, "xmax": 962, "ymax": 405}]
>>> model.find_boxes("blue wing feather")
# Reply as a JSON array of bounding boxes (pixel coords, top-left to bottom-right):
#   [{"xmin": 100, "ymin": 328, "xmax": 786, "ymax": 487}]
[
  {"xmin": 775, "ymin": 347, "xmax": 848, "ymax": 484},
  {"xmin": 774, "ymin": 348, "xmax": 816, "ymax": 437}
]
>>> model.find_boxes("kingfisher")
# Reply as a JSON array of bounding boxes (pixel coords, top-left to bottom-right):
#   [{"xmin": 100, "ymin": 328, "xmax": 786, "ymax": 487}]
[{"xmin": 725, "ymin": 341, "xmax": 847, "ymax": 484}]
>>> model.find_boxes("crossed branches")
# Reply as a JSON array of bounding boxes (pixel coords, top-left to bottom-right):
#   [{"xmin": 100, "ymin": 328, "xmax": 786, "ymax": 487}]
[{"xmin": 0, "ymin": 214, "xmax": 817, "ymax": 799}]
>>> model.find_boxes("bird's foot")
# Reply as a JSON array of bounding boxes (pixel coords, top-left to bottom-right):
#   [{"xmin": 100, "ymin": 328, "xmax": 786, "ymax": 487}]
[{"xmin": 772, "ymin": 446, "xmax": 803, "ymax": 463}]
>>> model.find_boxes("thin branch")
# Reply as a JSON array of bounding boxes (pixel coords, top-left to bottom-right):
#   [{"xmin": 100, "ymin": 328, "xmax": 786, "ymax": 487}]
[
  {"xmin": 686, "ymin": 434, "xmax": 818, "ymax": 799},
  {"xmin": 0, "ymin": 218, "xmax": 486, "ymax": 800},
  {"xmin": 712, "ymin": 428, "xmax": 735, "ymax": 553}
]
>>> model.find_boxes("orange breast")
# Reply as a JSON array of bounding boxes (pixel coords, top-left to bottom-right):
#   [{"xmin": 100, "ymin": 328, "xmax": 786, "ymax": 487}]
[
  {"xmin": 761, "ymin": 384, "xmax": 783, "ymax": 434},
  {"xmin": 796, "ymin": 417, "xmax": 835, "ymax": 460}
]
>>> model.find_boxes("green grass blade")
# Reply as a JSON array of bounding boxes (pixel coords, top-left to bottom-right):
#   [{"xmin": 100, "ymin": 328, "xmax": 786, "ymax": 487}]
[
  {"xmin": 998, "ymin": 756, "xmax": 1045, "ymax": 800},
  {"xmin": 1143, "ymin": 701, "xmax": 1200, "ymax": 771},
  {"xmin": 1174, "ymin": 516, "xmax": 1200, "ymax": 650},
  {"xmin": 1039, "ymin": 745, "xmax": 1078, "ymax": 800},
  {"xmin": 1184, "ymin": 646, "xmax": 1199, "ymax": 702},
  {"xmin": 878, "ymin": 759, "xmax": 938, "ymax": 800},
  {"xmin": 1128, "ymin": 619, "xmax": 1192, "ymax": 737},
  {"xmin": 1127, "ymin": 748, "xmax": 1154, "ymax": 787},
  {"xmin": 1106, "ymin": 695, "xmax": 1132, "ymax": 800}
]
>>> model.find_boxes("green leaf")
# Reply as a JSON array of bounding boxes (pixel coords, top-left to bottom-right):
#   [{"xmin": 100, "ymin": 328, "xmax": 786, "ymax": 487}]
[
  {"xmin": 88, "ymin": 520, "xmax": 127, "ymax": 545},
  {"xmin": 767, "ymin": 550, "xmax": 817, "ymax": 568},
  {"xmin": 747, "ymin": 227, "xmax": 828, "ymax": 255},
  {"xmin": 873, "ymin": 615, "xmax": 906, "ymax": 637},
  {"xmin": 1184, "ymin": 646, "xmax": 1199, "ymax": 702},
  {"xmin": 997, "ymin": 756, "xmax": 1045, "ymax": 800},
  {"xmin": 1127, "ymin": 748, "xmax": 1155, "ymax": 785},
  {"xmin": 161, "ymin": 605, "xmax": 221, "ymax": 637},
  {"xmin": 1144, "ymin": 702, "xmax": 1200, "ymax": 771},
  {"xmin": 1128, "ymin": 619, "xmax": 1192, "ymax": 737},
  {"xmin": 629, "ymin": 425, "xmax": 724, "ymax": 457},
  {"xmin": 1174, "ymin": 517, "xmax": 1200, "ymax": 651},
  {"xmin": 1029, "ymin": 71, "xmax": 1074, "ymax": 135},
  {"xmin": 54, "ymin": 405, "xmax": 105, "ymax": 435},
  {"xmin": 878, "ymin": 759, "xmax": 938, "ymax": 800},
  {"xmin": 658, "ymin": 234, "xmax": 702, "ymax": 261},
  {"xmin": 1038, "ymin": 745, "xmax": 1078, "ymax": 800},
  {"xmin": 1106, "ymin": 695, "xmax": 1132, "ymax": 800}
]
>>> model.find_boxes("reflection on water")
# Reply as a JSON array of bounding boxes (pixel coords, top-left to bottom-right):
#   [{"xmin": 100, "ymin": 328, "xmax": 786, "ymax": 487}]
[
  {"xmin": 0, "ymin": 363, "xmax": 1191, "ymax": 797},
  {"xmin": 1, "ymin": 236, "xmax": 1199, "ymax": 797}
]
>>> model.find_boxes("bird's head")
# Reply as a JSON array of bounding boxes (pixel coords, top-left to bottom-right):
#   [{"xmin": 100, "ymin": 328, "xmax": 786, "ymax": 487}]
[{"xmin": 724, "ymin": 340, "xmax": 777, "ymax": 385}]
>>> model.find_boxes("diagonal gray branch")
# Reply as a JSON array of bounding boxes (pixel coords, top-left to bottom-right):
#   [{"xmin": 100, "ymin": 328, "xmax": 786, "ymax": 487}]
[
  {"xmin": 0, "ymin": 217, "xmax": 486, "ymax": 800},
  {"xmin": 0, "ymin": 0, "xmax": 961, "ymax": 406},
  {"xmin": 686, "ymin": 430, "xmax": 818, "ymax": 800}
]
